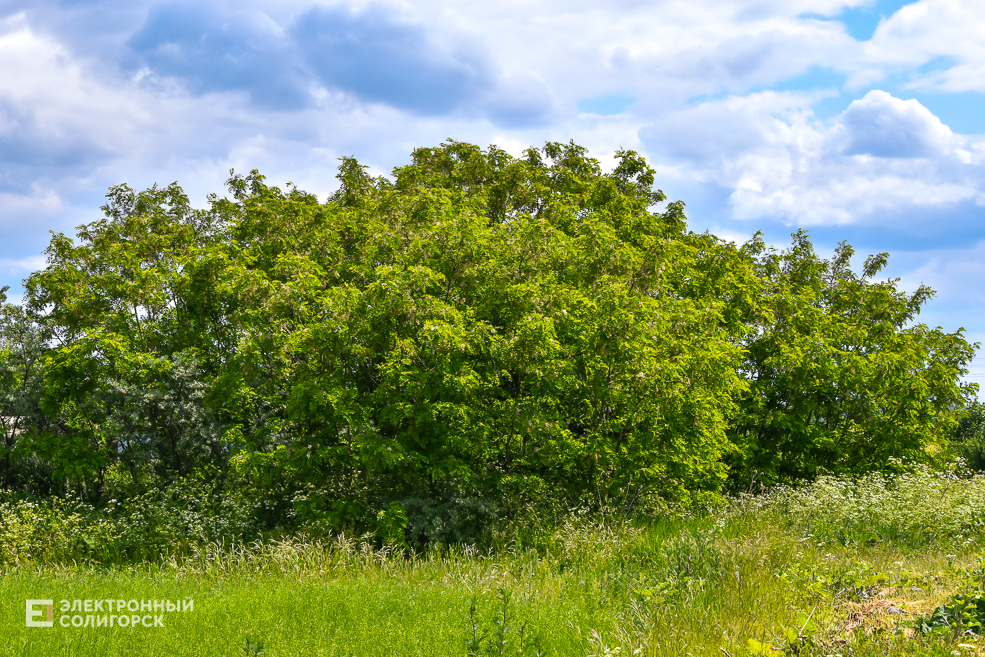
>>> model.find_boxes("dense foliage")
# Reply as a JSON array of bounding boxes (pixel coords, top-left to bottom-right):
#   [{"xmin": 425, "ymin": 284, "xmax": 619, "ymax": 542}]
[
  {"xmin": 0, "ymin": 141, "xmax": 977, "ymax": 543},
  {"xmin": 728, "ymin": 232, "xmax": 975, "ymax": 485},
  {"xmin": 951, "ymin": 401, "xmax": 985, "ymax": 470},
  {"xmin": 7, "ymin": 469, "xmax": 985, "ymax": 657}
]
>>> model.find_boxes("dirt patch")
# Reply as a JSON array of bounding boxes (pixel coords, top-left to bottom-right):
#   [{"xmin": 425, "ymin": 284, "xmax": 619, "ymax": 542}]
[{"xmin": 840, "ymin": 598, "xmax": 924, "ymax": 636}]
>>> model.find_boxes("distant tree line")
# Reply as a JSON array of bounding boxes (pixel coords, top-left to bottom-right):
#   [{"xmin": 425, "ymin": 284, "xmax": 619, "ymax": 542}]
[{"xmin": 0, "ymin": 141, "xmax": 977, "ymax": 542}]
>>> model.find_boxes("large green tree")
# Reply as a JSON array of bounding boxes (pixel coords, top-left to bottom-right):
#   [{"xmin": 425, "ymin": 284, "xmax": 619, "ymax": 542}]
[
  {"xmin": 24, "ymin": 182, "xmax": 235, "ymax": 494},
  {"xmin": 222, "ymin": 142, "xmax": 756, "ymax": 537},
  {"xmin": 0, "ymin": 289, "xmax": 51, "ymax": 492},
  {"xmin": 728, "ymin": 231, "xmax": 977, "ymax": 485},
  {"xmin": 12, "ymin": 140, "xmax": 978, "ymax": 539}
]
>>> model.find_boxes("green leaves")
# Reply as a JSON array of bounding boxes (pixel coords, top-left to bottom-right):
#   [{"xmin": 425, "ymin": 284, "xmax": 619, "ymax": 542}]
[
  {"xmin": 728, "ymin": 229, "xmax": 977, "ymax": 486},
  {"xmin": 5, "ymin": 139, "xmax": 977, "ymax": 538},
  {"xmin": 201, "ymin": 140, "xmax": 756, "ymax": 530}
]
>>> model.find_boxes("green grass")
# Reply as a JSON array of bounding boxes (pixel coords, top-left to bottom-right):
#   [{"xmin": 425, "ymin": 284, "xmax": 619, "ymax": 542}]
[
  {"xmin": 5, "ymin": 469, "xmax": 985, "ymax": 655},
  {"xmin": 2, "ymin": 572, "xmax": 583, "ymax": 656}
]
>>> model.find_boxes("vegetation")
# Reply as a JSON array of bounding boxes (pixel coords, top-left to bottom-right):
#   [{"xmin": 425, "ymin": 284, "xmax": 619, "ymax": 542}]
[
  {"xmin": 0, "ymin": 140, "xmax": 977, "ymax": 543},
  {"xmin": 4, "ymin": 468, "xmax": 985, "ymax": 655},
  {"xmin": 951, "ymin": 401, "xmax": 985, "ymax": 471},
  {"xmin": 0, "ymin": 139, "xmax": 982, "ymax": 653}
]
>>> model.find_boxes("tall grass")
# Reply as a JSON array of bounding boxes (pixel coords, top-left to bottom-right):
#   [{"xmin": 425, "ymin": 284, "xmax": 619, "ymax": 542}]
[
  {"xmin": 764, "ymin": 463, "xmax": 985, "ymax": 548},
  {"xmin": 2, "ymin": 467, "xmax": 985, "ymax": 655}
]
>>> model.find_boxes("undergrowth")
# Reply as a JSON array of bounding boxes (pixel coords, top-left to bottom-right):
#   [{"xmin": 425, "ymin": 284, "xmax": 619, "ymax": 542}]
[{"xmin": 3, "ymin": 465, "xmax": 985, "ymax": 655}]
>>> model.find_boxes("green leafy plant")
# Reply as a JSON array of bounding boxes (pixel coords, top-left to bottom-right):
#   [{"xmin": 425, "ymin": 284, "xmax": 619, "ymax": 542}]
[
  {"xmin": 375, "ymin": 501, "xmax": 409, "ymax": 548},
  {"xmin": 466, "ymin": 588, "xmax": 545, "ymax": 657},
  {"xmin": 0, "ymin": 139, "xmax": 975, "ymax": 544},
  {"xmin": 746, "ymin": 609, "xmax": 817, "ymax": 656},
  {"xmin": 242, "ymin": 636, "xmax": 265, "ymax": 656},
  {"xmin": 918, "ymin": 553, "xmax": 985, "ymax": 640},
  {"xmin": 765, "ymin": 464, "xmax": 985, "ymax": 548},
  {"xmin": 950, "ymin": 401, "xmax": 985, "ymax": 471}
]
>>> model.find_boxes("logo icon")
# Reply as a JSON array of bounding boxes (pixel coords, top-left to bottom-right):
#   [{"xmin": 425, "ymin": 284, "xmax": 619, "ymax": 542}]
[{"xmin": 26, "ymin": 600, "xmax": 54, "ymax": 627}]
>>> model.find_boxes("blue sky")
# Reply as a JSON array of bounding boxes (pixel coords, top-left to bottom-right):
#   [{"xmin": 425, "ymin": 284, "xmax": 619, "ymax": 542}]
[{"xmin": 1, "ymin": 0, "xmax": 984, "ymax": 390}]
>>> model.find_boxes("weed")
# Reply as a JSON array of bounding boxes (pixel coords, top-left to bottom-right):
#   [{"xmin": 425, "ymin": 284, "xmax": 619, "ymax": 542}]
[
  {"xmin": 4, "ymin": 469, "xmax": 985, "ymax": 655},
  {"xmin": 466, "ymin": 588, "xmax": 545, "ymax": 657},
  {"xmin": 917, "ymin": 553, "xmax": 985, "ymax": 641},
  {"xmin": 242, "ymin": 637, "xmax": 265, "ymax": 656},
  {"xmin": 766, "ymin": 464, "xmax": 985, "ymax": 548}
]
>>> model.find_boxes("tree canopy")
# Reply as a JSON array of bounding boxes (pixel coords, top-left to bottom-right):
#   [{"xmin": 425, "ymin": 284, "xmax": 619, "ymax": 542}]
[{"xmin": 0, "ymin": 140, "xmax": 977, "ymax": 542}]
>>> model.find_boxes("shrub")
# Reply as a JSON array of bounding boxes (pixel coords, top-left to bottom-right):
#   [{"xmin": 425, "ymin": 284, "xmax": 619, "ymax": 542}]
[
  {"xmin": 765, "ymin": 463, "xmax": 985, "ymax": 547},
  {"xmin": 950, "ymin": 401, "xmax": 985, "ymax": 471}
]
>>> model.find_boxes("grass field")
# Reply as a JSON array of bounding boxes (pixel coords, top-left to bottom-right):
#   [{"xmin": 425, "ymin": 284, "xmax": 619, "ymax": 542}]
[{"xmin": 5, "ymin": 466, "xmax": 985, "ymax": 656}]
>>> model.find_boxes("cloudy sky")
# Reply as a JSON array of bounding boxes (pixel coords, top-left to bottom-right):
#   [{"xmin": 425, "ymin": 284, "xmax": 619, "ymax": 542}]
[{"xmin": 1, "ymin": 0, "xmax": 984, "ymax": 389}]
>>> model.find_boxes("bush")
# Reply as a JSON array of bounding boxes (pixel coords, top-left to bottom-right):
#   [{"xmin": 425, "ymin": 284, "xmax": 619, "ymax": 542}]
[
  {"xmin": 111, "ymin": 479, "xmax": 260, "ymax": 560},
  {"xmin": 950, "ymin": 401, "xmax": 985, "ymax": 471},
  {"xmin": 0, "ymin": 141, "xmax": 975, "ymax": 540},
  {"xmin": 0, "ymin": 478, "xmax": 261, "ymax": 566},
  {"xmin": 0, "ymin": 494, "xmax": 117, "ymax": 565},
  {"xmin": 765, "ymin": 463, "xmax": 985, "ymax": 548}
]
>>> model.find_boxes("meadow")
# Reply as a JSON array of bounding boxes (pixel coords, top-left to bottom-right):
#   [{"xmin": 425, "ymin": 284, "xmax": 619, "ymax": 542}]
[
  {"xmin": 2, "ymin": 140, "xmax": 979, "ymax": 655},
  {"xmin": 3, "ymin": 465, "xmax": 985, "ymax": 656}
]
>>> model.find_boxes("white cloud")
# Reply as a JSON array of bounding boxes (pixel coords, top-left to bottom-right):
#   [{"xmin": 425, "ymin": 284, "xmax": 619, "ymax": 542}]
[
  {"xmin": 642, "ymin": 89, "xmax": 985, "ymax": 225},
  {"xmin": 854, "ymin": 0, "xmax": 985, "ymax": 91},
  {"xmin": 0, "ymin": 187, "xmax": 63, "ymax": 215},
  {"xmin": 703, "ymin": 225, "xmax": 757, "ymax": 245},
  {"xmin": 840, "ymin": 90, "xmax": 956, "ymax": 157},
  {"xmin": 898, "ymin": 240, "xmax": 985, "ymax": 307},
  {"xmin": 0, "ymin": 255, "xmax": 46, "ymax": 274}
]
